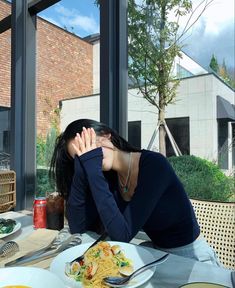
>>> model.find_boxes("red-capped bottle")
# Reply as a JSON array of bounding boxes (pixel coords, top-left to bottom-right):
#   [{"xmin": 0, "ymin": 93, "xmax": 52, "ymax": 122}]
[{"xmin": 33, "ymin": 197, "xmax": 47, "ymax": 229}]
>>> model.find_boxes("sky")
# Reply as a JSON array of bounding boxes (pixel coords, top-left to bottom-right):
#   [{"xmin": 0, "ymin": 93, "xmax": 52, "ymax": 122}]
[{"xmin": 39, "ymin": 0, "xmax": 234, "ymax": 73}]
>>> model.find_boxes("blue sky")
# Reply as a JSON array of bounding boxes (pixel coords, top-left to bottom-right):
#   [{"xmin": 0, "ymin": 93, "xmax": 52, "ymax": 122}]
[
  {"xmin": 39, "ymin": 0, "xmax": 100, "ymax": 37},
  {"xmin": 39, "ymin": 0, "xmax": 234, "ymax": 72}
]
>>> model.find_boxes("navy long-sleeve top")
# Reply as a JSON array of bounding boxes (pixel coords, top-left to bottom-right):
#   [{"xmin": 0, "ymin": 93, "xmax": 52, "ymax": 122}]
[{"xmin": 67, "ymin": 148, "xmax": 200, "ymax": 248}]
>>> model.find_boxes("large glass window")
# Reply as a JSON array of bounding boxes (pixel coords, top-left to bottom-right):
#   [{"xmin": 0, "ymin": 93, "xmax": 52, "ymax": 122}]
[
  {"xmin": 0, "ymin": 2, "xmax": 12, "ymax": 170},
  {"xmin": 0, "ymin": 106, "xmax": 10, "ymax": 169},
  {"xmin": 36, "ymin": 1, "xmax": 100, "ymax": 196},
  {"xmin": 176, "ymin": 63, "xmax": 194, "ymax": 79},
  {"xmin": 232, "ymin": 123, "xmax": 235, "ymax": 169},
  {"xmin": 128, "ymin": 121, "xmax": 141, "ymax": 149},
  {"xmin": 218, "ymin": 119, "xmax": 229, "ymax": 169},
  {"xmin": 166, "ymin": 117, "xmax": 190, "ymax": 157}
]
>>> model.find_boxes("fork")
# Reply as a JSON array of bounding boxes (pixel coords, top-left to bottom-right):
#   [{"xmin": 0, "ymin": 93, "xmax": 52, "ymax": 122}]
[{"xmin": 69, "ymin": 231, "xmax": 107, "ymax": 264}]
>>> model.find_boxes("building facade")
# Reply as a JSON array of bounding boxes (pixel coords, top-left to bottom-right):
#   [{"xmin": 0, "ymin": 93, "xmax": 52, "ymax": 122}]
[
  {"xmin": 0, "ymin": 0, "xmax": 93, "ymax": 154},
  {"xmin": 1, "ymin": 1, "xmax": 234, "ymax": 173},
  {"xmin": 60, "ymin": 37, "xmax": 235, "ymax": 173}
]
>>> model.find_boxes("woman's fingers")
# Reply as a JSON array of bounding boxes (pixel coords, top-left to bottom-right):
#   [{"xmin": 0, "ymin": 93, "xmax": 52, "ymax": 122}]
[
  {"xmin": 71, "ymin": 142, "xmax": 81, "ymax": 157},
  {"xmin": 91, "ymin": 128, "xmax": 97, "ymax": 148},
  {"xmin": 83, "ymin": 127, "xmax": 91, "ymax": 150},
  {"xmin": 73, "ymin": 128, "xmax": 97, "ymax": 157},
  {"xmin": 76, "ymin": 133, "xmax": 86, "ymax": 153}
]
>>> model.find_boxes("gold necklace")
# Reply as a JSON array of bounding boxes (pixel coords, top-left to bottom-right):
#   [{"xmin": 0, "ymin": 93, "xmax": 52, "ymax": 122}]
[{"xmin": 118, "ymin": 153, "xmax": 132, "ymax": 193}]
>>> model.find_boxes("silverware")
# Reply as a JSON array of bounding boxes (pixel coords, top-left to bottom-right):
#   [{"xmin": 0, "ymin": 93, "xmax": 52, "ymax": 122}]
[
  {"xmin": 103, "ymin": 253, "xmax": 169, "ymax": 287},
  {"xmin": 69, "ymin": 231, "xmax": 107, "ymax": 264},
  {"xmin": 5, "ymin": 233, "xmax": 82, "ymax": 267},
  {"xmin": 4, "ymin": 227, "xmax": 73, "ymax": 264},
  {"xmin": 0, "ymin": 241, "xmax": 19, "ymax": 258}
]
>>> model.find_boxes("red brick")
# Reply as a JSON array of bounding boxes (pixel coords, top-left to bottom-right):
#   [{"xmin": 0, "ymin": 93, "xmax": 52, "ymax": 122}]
[{"xmin": 0, "ymin": 0, "xmax": 93, "ymax": 137}]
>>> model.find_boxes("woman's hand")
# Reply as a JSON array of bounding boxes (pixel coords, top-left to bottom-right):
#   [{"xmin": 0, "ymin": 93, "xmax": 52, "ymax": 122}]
[{"xmin": 72, "ymin": 127, "xmax": 97, "ymax": 157}]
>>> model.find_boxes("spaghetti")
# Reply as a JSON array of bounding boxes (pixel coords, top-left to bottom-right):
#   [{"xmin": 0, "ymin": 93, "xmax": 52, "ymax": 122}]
[{"xmin": 65, "ymin": 241, "xmax": 133, "ymax": 288}]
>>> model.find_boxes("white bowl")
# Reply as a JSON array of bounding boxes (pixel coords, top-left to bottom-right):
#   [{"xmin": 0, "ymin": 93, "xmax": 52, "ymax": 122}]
[{"xmin": 0, "ymin": 267, "xmax": 65, "ymax": 288}]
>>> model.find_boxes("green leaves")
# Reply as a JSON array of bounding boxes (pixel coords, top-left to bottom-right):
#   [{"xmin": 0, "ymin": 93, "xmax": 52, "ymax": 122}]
[
  {"xmin": 128, "ymin": 0, "xmax": 191, "ymax": 109},
  {"xmin": 168, "ymin": 155, "xmax": 235, "ymax": 202}
]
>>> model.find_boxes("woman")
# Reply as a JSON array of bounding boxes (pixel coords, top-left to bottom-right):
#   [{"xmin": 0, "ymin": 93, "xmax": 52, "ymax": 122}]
[{"xmin": 50, "ymin": 118, "xmax": 220, "ymax": 266}]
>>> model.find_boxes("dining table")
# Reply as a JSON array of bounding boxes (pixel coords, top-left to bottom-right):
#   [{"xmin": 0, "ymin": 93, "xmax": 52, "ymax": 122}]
[{"xmin": 0, "ymin": 210, "xmax": 234, "ymax": 288}]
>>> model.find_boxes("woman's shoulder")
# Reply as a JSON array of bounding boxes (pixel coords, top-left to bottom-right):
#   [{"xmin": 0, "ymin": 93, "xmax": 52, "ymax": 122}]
[
  {"xmin": 139, "ymin": 150, "xmax": 174, "ymax": 178},
  {"xmin": 140, "ymin": 149, "xmax": 171, "ymax": 169},
  {"xmin": 141, "ymin": 149, "xmax": 167, "ymax": 161}
]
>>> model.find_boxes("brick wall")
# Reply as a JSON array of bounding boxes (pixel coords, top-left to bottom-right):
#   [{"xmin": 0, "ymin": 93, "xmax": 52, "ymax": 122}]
[
  {"xmin": 0, "ymin": 0, "xmax": 11, "ymax": 107},
  {"xmin": 0, "ymin": 0, "xmax": 93, "ymax": 137}
]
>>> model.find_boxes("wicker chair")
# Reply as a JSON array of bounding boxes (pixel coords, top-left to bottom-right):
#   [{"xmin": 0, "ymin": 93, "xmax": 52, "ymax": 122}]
[
  {"xmin": 190, "ymin": 198, "xmax": 235, "ymax": 270},
  {"xmin": 0, "ymin": 170, "xmax": 16, "ymax": 213}
]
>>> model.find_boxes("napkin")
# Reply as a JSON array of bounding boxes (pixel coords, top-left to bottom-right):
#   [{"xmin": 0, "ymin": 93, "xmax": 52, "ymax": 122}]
[{"xmin": 0, "ymin": 228, "xmax": 59, "ymax": 269}]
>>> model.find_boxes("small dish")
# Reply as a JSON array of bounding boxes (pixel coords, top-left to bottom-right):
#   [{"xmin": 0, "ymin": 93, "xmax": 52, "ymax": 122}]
[
  {"xmin": 0, "ymin": 221, "xmax": 21, "ymax": 239},
  {"xmin": 179, "ymin": 282, "xmax": 229, "ymax": 288}
]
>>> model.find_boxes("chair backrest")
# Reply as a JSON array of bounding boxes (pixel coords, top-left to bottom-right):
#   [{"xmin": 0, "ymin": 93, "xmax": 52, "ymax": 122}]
[
  {"xmin": 190, "ymin": 198, "xmax": 235, "ymax": 270},
  {"xmin": 0, "ymin": 170, "xmax": 16, "ymax": 213}
]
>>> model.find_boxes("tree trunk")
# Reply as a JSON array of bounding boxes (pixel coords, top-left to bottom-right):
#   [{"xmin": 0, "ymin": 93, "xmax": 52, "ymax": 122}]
[
  {"xmin": 158, "ymin": 4, "xmax": 166, "ymax": 156},
  {"xmin": 159, "ymin": 105, "xmax": 166, "ymax": 156}
]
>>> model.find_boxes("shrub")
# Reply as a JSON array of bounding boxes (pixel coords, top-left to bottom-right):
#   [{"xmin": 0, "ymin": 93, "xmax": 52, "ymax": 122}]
[
  {"xmin": 36, "ymin": 127, "xmax": 58, "ymax": 197},
  {"xmin": 168, "ymin": 155, "xmax": 234, "ymax": 202},
  {"xmin": 36, "ymin": 168, "xmax": 55, "ymax": 197},
  {"xmin": 36, "ymin": 137, "xmax": 46, "ymax": 166},
  {"xmin": 45, "ymin": 127, "xmax": 58, "ymax": 167}
]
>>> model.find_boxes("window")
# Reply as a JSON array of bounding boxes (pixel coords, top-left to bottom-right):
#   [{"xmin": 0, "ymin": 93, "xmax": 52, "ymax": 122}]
[
  {"xmin": 218, "ymin": 119, "xmax": 229, "ymax": 169},
  {"xmin": 128, "ymin": 121, "xmax": 141, "ymax": 149},
  {"xmin": 0, "ymin": 106, "xmax": 10, "ymax": 169},
  {"xmin": 166, "ymin": 117, "xmax": 190, "ymax": 157},
  {"xmin": 0, "ymin": 106, "xmax": 10, "ymax": 152},
  {"xmin": 176, "ymin": 64, "xmax": 193, "ymax": 79}
]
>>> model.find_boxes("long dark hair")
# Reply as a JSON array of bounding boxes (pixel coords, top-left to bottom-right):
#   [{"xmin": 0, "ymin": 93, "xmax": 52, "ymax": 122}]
[{"xmin": 49, "ymin": 119, "xmax": 141, "ymax": 199}]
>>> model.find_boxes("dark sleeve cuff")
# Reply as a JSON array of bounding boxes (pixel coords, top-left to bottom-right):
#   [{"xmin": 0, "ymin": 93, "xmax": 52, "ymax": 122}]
[{"xmin": 79, "ymin": 147, "xmax": 103, "ymax": 162}]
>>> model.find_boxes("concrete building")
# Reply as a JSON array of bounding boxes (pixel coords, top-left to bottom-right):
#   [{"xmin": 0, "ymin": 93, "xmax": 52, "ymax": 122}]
[{"xmin": 60, "ymin": 36, "xmax": 235, "ymax": 173}]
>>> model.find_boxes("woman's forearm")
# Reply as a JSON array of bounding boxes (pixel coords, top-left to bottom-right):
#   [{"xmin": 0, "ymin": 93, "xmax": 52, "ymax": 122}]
[{"xmin": 67, "ymin": 156, "xmax": 98, "ymax": 233}]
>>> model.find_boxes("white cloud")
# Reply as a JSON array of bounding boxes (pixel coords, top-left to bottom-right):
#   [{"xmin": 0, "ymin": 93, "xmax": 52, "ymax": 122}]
[
  {"xmin": 69, "ymin": 15, "xmax": 99, "ymax": 34},
  {"xmin": 55, "ymin": 4, "xmax": 75, "ymax": 17},
  {"xmin": 182, "ymin": 0, "xmax": 234, "ymax": 69},
  {"xmin": 183, "ymin": 0, "xmax": 234, "ymax": 36},
  {"xmin": 54, "ymin": 3, "xmax": 99, "ymax": 35}
]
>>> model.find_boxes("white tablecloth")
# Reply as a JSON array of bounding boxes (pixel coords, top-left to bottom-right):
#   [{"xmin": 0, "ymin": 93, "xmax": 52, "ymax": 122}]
[{"xmin": 1, "ymin": 211, "xmax": 233, "ymax": 288}]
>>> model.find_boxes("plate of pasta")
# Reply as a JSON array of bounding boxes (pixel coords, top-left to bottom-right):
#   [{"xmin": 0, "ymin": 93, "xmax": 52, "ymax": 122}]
[{"xmin": 50, "ymin": 241, "xmax": 156, "ymax": 288}]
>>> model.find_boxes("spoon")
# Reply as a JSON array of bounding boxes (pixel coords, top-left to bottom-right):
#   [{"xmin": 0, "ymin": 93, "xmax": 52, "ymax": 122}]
[
  {"xmin": 103, "ymin": 253, "xmax": 169, "ymax": 287},
  {"xmin": 0, "ymin": 241, "xmax": 19, "ymax": 258}
]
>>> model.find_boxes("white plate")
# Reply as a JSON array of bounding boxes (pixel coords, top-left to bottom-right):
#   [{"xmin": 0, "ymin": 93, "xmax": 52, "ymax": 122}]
[
  {"xmin": 0, "ymin": 220, "xmax": 21, "ymax": 239},
  {"xmin": 50, "ymin": 241, "xmax": 156, "ymax": 288},
  {"xmin": 0, "ymin": 267, "xmax": 65, "ymax": 288}
]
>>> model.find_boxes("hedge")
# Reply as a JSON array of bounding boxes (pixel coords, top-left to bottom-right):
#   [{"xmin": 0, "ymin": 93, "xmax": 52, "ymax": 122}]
[
  {"xmin": 36, "ymin": 168, "xmax": 55, "ymax": 197},
  {"xmin": 168, "ymin": 155, "xmax": 234, "ymax": 202}
]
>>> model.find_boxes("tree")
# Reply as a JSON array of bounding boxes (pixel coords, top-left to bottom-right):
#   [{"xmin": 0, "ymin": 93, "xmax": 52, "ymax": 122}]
[
  {"xmin": 209, "ymin": 54, "xmax": 219, "ymax": 73},
  {"xmin": 128, "ymin": 0, "xmax": 214, "ymax": 156},
  {"xmin": 95, "ymin": 0, "xmax": 214, "ymax": 155},
  {"xmin": 209, "ymin": 55, "xmax": 235, "ymax": 88}
]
